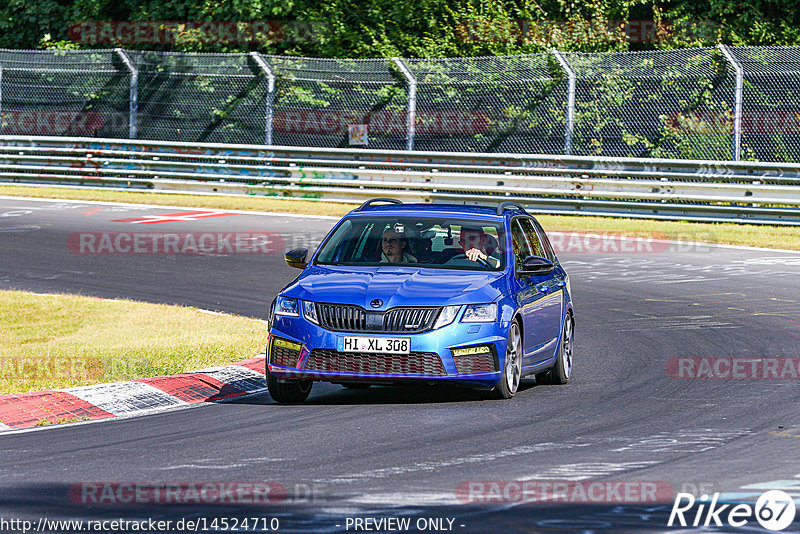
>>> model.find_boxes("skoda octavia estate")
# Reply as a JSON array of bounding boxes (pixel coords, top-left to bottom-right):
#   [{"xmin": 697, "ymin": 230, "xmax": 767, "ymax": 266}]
[{"xmin": 266, "ymin": 199, "xmax": 574, "ymax": 403}]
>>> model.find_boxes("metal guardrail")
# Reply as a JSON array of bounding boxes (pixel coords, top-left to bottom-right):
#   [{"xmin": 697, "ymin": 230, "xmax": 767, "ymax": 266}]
[{"xmin": 2, "ymin": 135, "xmax": 800, "ymax": 225}]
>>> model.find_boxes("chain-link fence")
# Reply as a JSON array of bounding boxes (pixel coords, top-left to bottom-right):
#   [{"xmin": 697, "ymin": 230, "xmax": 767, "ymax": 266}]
[{"xmin": 2, "ymin": 46, "xmax": 800, "ymax": 161}]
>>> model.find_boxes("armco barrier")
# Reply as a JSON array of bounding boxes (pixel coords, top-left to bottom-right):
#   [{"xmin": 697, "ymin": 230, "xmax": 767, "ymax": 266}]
[{"xmin": 1, "ymin": 135, "xmax": 800, "ymax": 225}]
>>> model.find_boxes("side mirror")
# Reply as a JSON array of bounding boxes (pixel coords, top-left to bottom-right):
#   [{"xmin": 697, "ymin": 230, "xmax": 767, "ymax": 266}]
[
  {"xmin": 284, "ymin": 248, "xmax": 308, "ymax": 269},
  {"xmin": 517, "ymin": 256, "xmax": 554, "ymax": 277}
]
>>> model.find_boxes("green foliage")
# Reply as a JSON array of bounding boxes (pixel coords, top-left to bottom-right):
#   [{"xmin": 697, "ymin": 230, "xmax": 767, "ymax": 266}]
[
  {"xmin": 0, "ymin": 1, "xmax": 735, "ymax": 55},
  {"xmin": 6, "ymin": 0, "xmax": 800, "ymax": 160},
  {"xmin": 4, "ymin": 0, "xmax": 800, "ymax": 56},
  {"xmin": 654, "ymin": 0, "xmax": 800, "ymax": 49}
]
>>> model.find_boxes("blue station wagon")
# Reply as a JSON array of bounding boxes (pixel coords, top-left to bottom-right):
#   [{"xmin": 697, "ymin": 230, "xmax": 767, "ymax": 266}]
[{"xmin": 266, "ymin": 199, "xmax": 574, "ymax": 403}]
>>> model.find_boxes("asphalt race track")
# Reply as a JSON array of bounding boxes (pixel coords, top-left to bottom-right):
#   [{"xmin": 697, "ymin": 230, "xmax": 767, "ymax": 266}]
[{"xmin": 2, "ymin": 196, "xmax": 800, "ymax": 533}]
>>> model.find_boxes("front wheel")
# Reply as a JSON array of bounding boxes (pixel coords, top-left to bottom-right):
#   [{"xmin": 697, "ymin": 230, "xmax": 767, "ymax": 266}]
[
  {"xmin": 536, "ymin": 313, "xmax": 573, "ymax": 385},
  {"xmin": 491, "ymin": 320, "xmax": 522, "ymax": 399},
  {"xmin": 267, "ymin": 368, "xmax": 312, "ymax": 403}
]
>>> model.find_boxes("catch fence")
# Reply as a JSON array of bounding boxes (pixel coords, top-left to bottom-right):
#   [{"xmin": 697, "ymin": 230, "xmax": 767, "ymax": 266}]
[{"xmin": 3, "ymin": 46, "xmax": 800, "ymax": 162}]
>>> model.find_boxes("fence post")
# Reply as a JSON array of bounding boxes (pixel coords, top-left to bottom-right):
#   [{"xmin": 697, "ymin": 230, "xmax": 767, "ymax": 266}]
[
  {"xmin": 250, "ymin": 52, "xmax": 276, "ymax": 146},
  {"xmin": 552, "ymin": 50, "xmax": 576, "ymax": 156},
  {"xmin": 718, "ymin": 44, "xmax": 743, "ymax": 161},
  {"xmin": 115, "ymin": 48, "xmax": 138, "ymax": 139},
  {"xmin": 392, "ymin": 57, "xmax": 417, "ymax": 151}
]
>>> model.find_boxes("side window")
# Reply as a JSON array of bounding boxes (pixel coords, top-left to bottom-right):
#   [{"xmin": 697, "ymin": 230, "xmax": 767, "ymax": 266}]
[
  {"xmin": 511, "ymin": 219, "xmax": 532, "ymax": 268},
  {"xmin": 519, "ymin": 218, "xmax": 547, "ymax": 259},
  {"xmin": 530, "ymin": 218, "xmax": 556, "ymax": 262}
]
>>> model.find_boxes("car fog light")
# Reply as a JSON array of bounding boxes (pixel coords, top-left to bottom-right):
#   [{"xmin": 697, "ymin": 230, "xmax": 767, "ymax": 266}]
[{"xmin": 452, "ymin": 345, "xmax": 492, "ymax": 357}]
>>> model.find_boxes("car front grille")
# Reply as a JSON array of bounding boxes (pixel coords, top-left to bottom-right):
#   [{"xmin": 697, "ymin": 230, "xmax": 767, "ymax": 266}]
[
  {"xmin": 269, "ymin": 337, "xmax": 302, "ymax": 368},
  {"xmin": 304, "ymin": 349, "xmax": 446, "ymax": 376},
  {"xmin": 315, "ymin": 303, "xmax": 440, "ymax": 334},
  {"xmin": 453, "ymin": 351, "xmax": 497, "ymax": 374}
]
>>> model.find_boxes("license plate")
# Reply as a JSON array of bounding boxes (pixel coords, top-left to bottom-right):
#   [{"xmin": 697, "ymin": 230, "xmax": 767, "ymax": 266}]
[{"xmin": 337, "ymin": 336, "xmax": 410, "ymax": 354}]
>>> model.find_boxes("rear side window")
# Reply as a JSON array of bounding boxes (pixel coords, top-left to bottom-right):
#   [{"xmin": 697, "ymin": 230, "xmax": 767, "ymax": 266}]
[
  {"xmin": 510, "ymin": 219, "xmax": 533, "ymax": 268},
  {"xmin": 530, "ymin": 218, "xmax": 556, "ymax": 262},
  {"xmin": 518, "ymin": 218, "xmax": 549, "ymax": 260}
]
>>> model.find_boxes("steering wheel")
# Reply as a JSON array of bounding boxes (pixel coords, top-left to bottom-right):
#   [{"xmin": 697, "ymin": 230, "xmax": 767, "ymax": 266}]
[{"xmin": 445, "ymin": 253, "xmax": 491, "ymax": 268}]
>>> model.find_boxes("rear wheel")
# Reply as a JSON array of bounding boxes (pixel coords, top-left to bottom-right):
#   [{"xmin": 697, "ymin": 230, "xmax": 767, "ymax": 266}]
[
  {"xmin": 492, "ymin": 320, "xmax": 522, "ymax": 399},
  {"xmin": 536, "ymin": 313, "xmax": 573, "ymax": 385},
  {"xmin": 267, "ymin": 368, "xmax": 312, "ymax": 403}
]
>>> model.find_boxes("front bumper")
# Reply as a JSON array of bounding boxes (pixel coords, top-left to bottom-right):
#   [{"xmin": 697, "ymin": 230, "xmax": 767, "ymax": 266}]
[{"xmin": 267, "ymin": 312, "xmax": 508, "ymax": 389}]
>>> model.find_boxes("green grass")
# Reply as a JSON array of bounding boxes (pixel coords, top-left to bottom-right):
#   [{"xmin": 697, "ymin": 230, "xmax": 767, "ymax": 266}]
[
  {"xmin": 0, "ymin": 290, "xmax": 266, "ymax": 394},
  {"xmin": 2, "ymin": 185, "xmax": 800, "ymax": 249},
  {"xmin": 35, "ymin": 416, "xmax": 90, "ymax": 426}
]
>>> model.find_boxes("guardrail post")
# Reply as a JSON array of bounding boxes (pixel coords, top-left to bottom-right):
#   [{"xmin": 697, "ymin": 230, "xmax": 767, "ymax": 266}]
[
  {"xmin": 250, "ymin": 52, "xmax": 276, "ymax": 146},
  {"xmin": 552, "ymin": 50, "xmax": 576, "ymax": 156},
  {"xmin": 115, "ymin": 48, "xmax": 138, "ymax": 139},
  {"xmin": 0, "ymin": 61, "xmax": 3, "ymax": 131},
  {"xmin": 718, "ymin": 44, "xmax": 743, "ymax": 161},
  {"xmin": 392, "ymin": 57, "xmax": 417, "ymax": 151}
]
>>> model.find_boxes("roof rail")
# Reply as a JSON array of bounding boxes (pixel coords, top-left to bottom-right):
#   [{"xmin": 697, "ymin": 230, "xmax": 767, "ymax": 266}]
[
  {"xmin": 496, "ymin": 201, "xmax": 526, "ymax": 215},
  {"xmin": 356, "ymin": 198, "xmax": 403, "ymax": 211}
]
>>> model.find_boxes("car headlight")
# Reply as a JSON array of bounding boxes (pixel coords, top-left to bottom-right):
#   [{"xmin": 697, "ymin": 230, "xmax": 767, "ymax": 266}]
[
  {"xmin": 433, "ymin": 305, "xmax": 460, "ymax": 329},
  {"xmin": 275, "ymin": 296, "xmax": 299, "ymax": 317},
  {"xmin": 461, "ymin": 303, "xmax": 497, "ymax": 323},
  {"xmin": 302, "ymin": 300, "xmax": 318, "ymax": 324}
]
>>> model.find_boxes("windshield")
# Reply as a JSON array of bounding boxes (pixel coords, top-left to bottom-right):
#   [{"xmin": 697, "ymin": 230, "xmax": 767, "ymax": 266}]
[{"xmin": 315, "ymin": 216, "xmax": 506, "ymax": 271}]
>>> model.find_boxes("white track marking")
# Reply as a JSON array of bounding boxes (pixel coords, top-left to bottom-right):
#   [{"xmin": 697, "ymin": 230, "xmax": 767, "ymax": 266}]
[
  {"xmin": 518, "ymin": 461, "xmax": 660, "ymax": 482},
  {"xmin": 0, "ymin": 195, "xmax": 341, "ymax": 220},
  {"xmin": 320, "ymin": 442, "xmax": 594, "ymax": 484},
  {"xmin": 61, "ymin": 381, "xmax": 186, "ymax": 415},
  {"xmin": 197, "ymin": 365, "xmax": 266, "ymax": 380},
  {"xmin": 347, "ymin": 492, "xmax": 462, "ymax": 506},
  {"xmin": 612, "ymin": 429, "xmax": 752, "ymax": 453}
]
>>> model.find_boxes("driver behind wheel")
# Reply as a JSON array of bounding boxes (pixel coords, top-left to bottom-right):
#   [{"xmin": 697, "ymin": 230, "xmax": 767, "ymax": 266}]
[{"xmin": 459, "ymin": 226, "xmax": 501, "ymax": 268}]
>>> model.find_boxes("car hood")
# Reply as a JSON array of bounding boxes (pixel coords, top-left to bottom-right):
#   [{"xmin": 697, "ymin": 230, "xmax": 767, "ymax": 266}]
[{"xmin": 281, "ymin": 265, "xmax": 509, "ymax": 309}]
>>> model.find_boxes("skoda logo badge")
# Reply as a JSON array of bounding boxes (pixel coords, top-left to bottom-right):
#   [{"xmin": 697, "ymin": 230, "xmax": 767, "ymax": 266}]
[{"xmin": 370, "ymin": 298, "xmax": 383, "ymax": 308}]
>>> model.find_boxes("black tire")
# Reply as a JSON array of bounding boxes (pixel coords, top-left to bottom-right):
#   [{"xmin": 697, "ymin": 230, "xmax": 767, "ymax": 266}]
[
  {"xmin": 267, "ymin": 368, "xmax": 312, "ymax": 403},
  {"xmin": 491, "ymin": 319, "xmax": 522, "ymax": 399},
  {"xmin": 536, "ymin": 313, "xmax": 573, "ymax": 385}
]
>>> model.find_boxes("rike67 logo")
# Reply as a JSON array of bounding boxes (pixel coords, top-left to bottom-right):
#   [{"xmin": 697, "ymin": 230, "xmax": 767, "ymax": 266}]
[{"xmin": 669, "ymin": 490, "xmax": 796, "ymax": 531}]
